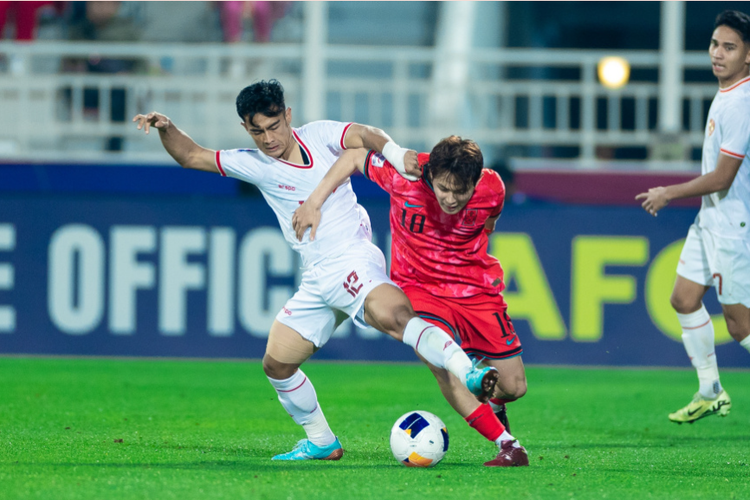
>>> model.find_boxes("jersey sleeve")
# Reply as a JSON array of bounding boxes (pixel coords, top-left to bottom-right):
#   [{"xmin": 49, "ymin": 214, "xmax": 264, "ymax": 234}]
[
  {"xmin": 298, "ymin": 120, "xmax": 353, "ymax": 155},
  {"xmin": 216, "ymin": 149, "xmax": 264, "ymax": 185},
  {"xmin": 481, "ymin": 169, "xmax": 506, "ymax": 218},
  {"xmin": 363, "ymin": 150, "xmax": 400, "ymax": 195},
  {"xmin": 719, "ymin": 105, "xmax": 750, "ymax": 159}
]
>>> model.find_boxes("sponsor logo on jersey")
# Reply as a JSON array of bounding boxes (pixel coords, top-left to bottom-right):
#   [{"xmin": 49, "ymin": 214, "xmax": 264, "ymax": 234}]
[
  {"xmin": 278, "ymin": 184, "xmax": 296, "ymax": 191},
  {"xmin": 462, "ymin": 209, "xmax": 478, "ymax": 226},
  {"xmin": 405, "ymin": 201, "xmax": 423, "ymax": 208},
  {"xmin": 370, "ymin": 153, "xmax": 386, "ymax": 168},
  {"xmin": 283, "ymin": 307, "xmax": 293, "ymax": 316},
  {"xmin": 708, "ymin": 118, "xmax": 715, "ymax": 137}
]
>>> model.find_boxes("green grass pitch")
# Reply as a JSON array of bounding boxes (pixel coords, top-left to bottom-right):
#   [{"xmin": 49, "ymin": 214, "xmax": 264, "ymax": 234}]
[{"xmin": 1, "ymin": 357, "xmax": 748, "ymax": 499}]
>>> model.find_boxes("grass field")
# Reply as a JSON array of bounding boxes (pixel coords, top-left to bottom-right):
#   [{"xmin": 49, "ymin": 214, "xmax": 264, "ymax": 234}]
[{"xmin": 1, "ymin": 357, "xmax": 748, "ymax": 499}]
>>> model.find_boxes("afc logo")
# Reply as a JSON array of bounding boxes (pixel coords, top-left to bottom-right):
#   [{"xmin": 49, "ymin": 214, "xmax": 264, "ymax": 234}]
[
  {"xmin": 370, "ymin": 153, "xmax": 386, "ymax": 168},
  {"xmin": 461, "ymin": 209, "xmax": 478, "ymax": 226}
]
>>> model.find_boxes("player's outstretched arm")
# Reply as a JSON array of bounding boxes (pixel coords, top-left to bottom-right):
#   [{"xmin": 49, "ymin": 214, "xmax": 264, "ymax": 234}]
[
  {"xmin": 132, "ymin": 112, "xmax": 218, "ymax": 174},
  {"xmin": 292, "ymin": 149, "xmax": 368, "ymax": 241},
  {"xmin": 635, "ymin": 154, "xmax": 742, "ymax": 216},
  {"xmin": 344, "ymin": 123, "xmax": 419, "ymax": 180}
]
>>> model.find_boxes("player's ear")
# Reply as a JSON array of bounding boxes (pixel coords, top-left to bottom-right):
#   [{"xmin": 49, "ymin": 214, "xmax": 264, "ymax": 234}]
[{"xmin": 285, "ymin": 107, "xmax": 292, "ymax": 124}]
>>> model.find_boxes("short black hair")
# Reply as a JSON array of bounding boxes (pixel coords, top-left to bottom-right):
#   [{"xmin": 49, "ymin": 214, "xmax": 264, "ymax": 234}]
[
  {"xmin": 715, "ymin": 10, "xmax": 750, "ymax": 43},
  {"xmin": 236, "ymin": 79, "xmax": 286, "ymax": 124},
  {"xmin": 426, "ymin": 136, "xmax": 483, "ymax": 193}
]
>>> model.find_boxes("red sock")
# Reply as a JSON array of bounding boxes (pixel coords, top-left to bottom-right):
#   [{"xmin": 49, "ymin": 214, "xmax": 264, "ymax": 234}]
[{"xmin": 464, "ymin": 403, "xmax": 505, "ymax": 442}]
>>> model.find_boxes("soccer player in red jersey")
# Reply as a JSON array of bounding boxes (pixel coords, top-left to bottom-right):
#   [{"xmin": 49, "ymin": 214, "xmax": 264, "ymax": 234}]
[{"xmin": 293, "ymin": 136, "xmax": 529, "ymax": 467}]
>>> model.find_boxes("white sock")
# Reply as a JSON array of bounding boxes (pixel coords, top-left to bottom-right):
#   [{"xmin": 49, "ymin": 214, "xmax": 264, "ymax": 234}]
[
  {"xmin": 495, "ymin": 430, "xmax": 522, "ymax": 448},
  {"xmin": 677, "ymin": 305, "xmax": 722, "ymax": 399},
  {"xmin": 402, "ymin": 317, "xmax": 473, "ymax": 382},
  {"xmin": 267, "ymin": 369, "xmax": 336, "ymax": 447},
  {"xmin": 740, "ymin": 335, "xmax": 750, "ymax": 353},
  {"xmin": 489, "ymin": 400, "xmax": 504, "ymax": 413}
]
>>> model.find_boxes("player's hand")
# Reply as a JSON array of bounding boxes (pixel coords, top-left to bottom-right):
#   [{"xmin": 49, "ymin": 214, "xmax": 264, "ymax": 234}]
[
  {"xmin": 402, "ymin": 150, "xmax": 421, "ymax": 179},
  {"xmin": 292, "ymin": 201, "xmax": 322, "ymax": 241},
  {"xmin": 132, "ymin": 112, "xmax": 170, "ymax": 134},
  {"xmin": 635, "ymin": 187, "xmax": 669, "ymax": 217}
]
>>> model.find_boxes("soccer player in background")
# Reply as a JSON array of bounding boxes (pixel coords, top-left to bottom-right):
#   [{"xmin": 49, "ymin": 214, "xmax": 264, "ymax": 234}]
[
  {"xmin": 636, "ymin": 10, "xmax": 750, "ymax": 424},
  {"xmin": 293, "ymin": 136, "xmax": 530, "ymax": 467},
  {"xmin": 132, "ymin": 80, "xmax": 500, "ymax": 460}
]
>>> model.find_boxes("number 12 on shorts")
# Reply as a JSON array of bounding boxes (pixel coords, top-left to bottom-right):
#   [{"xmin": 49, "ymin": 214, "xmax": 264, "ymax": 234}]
[{"xmin": 343, "ymin": 270, "xmax": 363, "ymax": 297}]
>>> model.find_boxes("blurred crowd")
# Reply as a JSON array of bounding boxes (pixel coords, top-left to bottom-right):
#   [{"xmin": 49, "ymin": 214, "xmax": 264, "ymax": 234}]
[
  {"xmin": 0, "ymin": 1, "xmax": 296, "ymax": 44},
  {"xmin": 0, "ymin": 1, "xmax": 298, "ymax": 152}
]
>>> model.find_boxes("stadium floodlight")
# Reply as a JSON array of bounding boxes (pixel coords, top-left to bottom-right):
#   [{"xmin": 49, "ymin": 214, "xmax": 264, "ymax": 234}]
[{"xmin": 597, "ymin": 56, "xmax": 630, "ymax": 89}]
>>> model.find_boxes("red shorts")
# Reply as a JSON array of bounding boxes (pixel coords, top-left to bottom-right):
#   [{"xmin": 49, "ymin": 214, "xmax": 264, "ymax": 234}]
[{"xmin": 402, "ymin": 286, "xmax": 522, "ymax": 360}]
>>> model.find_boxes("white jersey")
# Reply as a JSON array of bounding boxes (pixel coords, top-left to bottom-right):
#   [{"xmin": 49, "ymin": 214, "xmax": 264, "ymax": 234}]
[
  {"xmin": 696, "ymin": 75, "xmax": 750, "ymax": 239},
  {"xmin": 216, "ymin": 120, "xmax": 370, "ymax": 267}
]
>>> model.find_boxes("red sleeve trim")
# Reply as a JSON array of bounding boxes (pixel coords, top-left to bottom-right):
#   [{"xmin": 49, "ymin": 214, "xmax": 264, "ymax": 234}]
[
  {"xmin": 215, "ymin": 150, "xmax": 226, "ymax": 176},
  {"xmin": 720, "ymin": 148, "xmax": 745, "ymax": 159},
  {"xmin": 340, "ymin": 123, "xmax": 353, "ymax": 150}
]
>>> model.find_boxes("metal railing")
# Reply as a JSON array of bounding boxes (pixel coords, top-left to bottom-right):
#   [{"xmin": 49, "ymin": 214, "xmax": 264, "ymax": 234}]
[{"xmin": 0, "ymin": 41, "xmax": 716, "ymax": 165}]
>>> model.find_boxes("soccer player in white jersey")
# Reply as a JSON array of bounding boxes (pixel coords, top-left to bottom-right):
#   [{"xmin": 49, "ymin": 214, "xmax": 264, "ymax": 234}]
[
  {"xmin": 636, "ymin": 10, "xmax": 750, "ymax": 424},
  {"xmin": 132, "ymin": 80, "xmax": 499, "ymax": 459}
]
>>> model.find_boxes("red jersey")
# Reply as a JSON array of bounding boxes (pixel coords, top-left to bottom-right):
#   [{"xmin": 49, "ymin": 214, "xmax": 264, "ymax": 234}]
[{"xmin": 364, "ymin": 151, "xmax": 506, "ymax": 298}]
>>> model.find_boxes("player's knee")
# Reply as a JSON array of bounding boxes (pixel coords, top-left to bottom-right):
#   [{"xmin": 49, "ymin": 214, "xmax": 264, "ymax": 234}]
[
  {"xmin": 262, "ymin": 353, "xmax": 297, "ymax": 380},
  {"xmin": 495, "ymin": 377, "xmax": 527, "ymax": 400},
  {"xmin": 725, "ymin": 317, "xmax": 750, "ymax": 343},
  {"xmin": 669, "ymin": 292, "xmax": 700, "ymax": 314},
  {"xmin": 392, "ymin": 303, "xmax": 416, "ymax": 333},
  {"xmin": 512, "ymin": 379, "xmax": 528, "ymax": 400},
  {"xmin": 364, "ymin": 286, "xmax": 415, "ymax": 340}
]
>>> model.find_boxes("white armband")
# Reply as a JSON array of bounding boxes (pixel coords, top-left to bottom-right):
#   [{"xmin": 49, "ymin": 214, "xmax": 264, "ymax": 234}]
[{"xmin": 382, "ymin": 141, "xmax": 418, "ymax": 181}]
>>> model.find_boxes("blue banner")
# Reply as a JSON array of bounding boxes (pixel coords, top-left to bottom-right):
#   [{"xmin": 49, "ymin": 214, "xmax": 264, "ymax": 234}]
[{"xmin": 0, "ymin": 193, "xmax": 745, "ymax": 367}]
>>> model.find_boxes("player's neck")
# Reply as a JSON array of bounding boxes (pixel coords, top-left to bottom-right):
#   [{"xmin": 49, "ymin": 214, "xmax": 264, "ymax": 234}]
[
  {"xmin": 718, "ymin": 69, "xmax": 750, "ymax": 90},
  {"xmin": 280, "ymin": 134, "xmax": 304, "ymax": 164}
]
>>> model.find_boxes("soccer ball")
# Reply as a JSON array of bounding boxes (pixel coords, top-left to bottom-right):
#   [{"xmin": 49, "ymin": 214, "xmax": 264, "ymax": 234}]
[{"xmin": 389, "ymin": 410, "xmax": 449, "ymax": 467}]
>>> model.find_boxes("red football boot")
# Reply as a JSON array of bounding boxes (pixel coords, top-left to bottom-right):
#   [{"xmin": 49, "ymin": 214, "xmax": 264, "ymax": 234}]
[{"xmin": 484, "ymin": 440, "xmax": 529, "ymax": 467}]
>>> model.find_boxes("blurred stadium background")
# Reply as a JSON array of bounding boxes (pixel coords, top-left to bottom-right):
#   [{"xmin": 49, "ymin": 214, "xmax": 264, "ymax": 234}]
[{"xmin": 1, "ymin": 1, "xmax": 748, "ymax": 367}]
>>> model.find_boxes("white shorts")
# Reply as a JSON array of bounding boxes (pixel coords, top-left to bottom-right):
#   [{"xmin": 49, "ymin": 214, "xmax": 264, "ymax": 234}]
[
  {"xmin": 677, "ymin": 224, "xmax": 750, "ymax": 307},
  {"xmin": 275, "ymin": 239, "xmax": 396, "ymax": 348}
]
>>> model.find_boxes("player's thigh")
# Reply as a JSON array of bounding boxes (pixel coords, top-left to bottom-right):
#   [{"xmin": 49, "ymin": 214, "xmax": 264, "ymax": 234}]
[
  {"xmin": 673, "ymin": 226, "xmax": 716, "ymax": 312},
  {"xmin": 714, "ymin": 236, "xmax": 750, "ymax": 309},
  {"xmin": 721, "ymin": 303, "xmax": 750, "ymax": 342},
  {"xmin": 484, "ymin": 356, "xmax": 527, "ymax": 400},
  {"xmin": 321, "ymin": 240, "xmax": 406, "ymax": 337},
  {"xmin": 263, "ymin": 320, "xmax": 317, "ymax": 379},
  {"xmin": 401, "ymin": 286, "xmax": 460, "ymax": 340},
  {"xmin": 277, "ymin": 277, "xmax": 345, "ymax": 349},
  {"xmin": 362, "ymin": 283, "xmax": 415, "ymax": 341},
  {"xmin": 671, "ymin": 275, "xmax": 711, "ymax": 313},
  {"xmin": 455, "ymin": 295, "xmax": 523, "ymax": 361}
]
